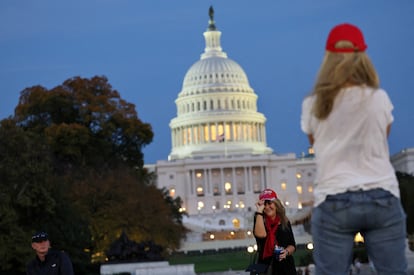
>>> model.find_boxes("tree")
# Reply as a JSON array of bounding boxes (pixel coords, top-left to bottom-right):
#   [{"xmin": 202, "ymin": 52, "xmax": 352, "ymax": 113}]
[
  {"xmin": 14, "ymin": 76, "xmax": 153, "ymax": 170},
  {"xmin": 0, "ymin": 119, "xmax": 91, "ymax": 273},
  {"xmin": 69, "ymin": 167, "xmax": 187, "ymax": 262},
  {"xmin": 0, "ymin": 75, "xmax": 186, "ymax": 273}
]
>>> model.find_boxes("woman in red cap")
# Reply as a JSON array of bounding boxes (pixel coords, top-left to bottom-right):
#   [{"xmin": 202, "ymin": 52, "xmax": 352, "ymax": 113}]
[
  {"xmin": 301, "ymin": 23, "xmax": 407, "ymax": 274},
  {"xmin": 252, "ymin": 188, "xmax": 297, "ymax": 274}
]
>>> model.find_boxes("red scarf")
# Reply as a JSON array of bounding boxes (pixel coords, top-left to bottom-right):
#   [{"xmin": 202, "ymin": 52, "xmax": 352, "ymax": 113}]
[{"xmin": 262, "ymin": 215, "xmax": 281, "ymax": 259}]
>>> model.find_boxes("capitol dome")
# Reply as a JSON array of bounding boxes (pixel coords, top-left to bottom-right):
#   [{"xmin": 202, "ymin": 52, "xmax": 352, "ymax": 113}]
[
  {"xmin": 169, "ymin": 7, "xmax": 273, "ymax": 160},
  {"xmin": 181, "ymin": 57, "xmax": 252, "ymax": 96}
]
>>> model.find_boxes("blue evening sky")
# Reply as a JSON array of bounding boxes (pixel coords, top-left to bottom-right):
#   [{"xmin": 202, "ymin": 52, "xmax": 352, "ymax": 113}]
[{"xmin": 1, "ymin": 1, "xmax": 413, "ymax": 164}]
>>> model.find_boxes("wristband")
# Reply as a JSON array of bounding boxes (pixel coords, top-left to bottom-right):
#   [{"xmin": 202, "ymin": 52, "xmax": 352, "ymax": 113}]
[{"xmin": 255, "ymin": 211, "xmax": 264, "ymax": 216}]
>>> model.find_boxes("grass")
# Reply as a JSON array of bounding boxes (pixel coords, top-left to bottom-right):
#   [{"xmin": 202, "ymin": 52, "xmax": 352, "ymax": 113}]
[{"xmin": 168, "ymin": 247, "xmax": 313, "ymax": 273}]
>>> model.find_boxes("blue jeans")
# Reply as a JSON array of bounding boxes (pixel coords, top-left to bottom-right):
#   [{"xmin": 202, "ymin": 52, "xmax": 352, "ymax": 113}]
[{"xmin": 311, "ymin": 188, "xmax": 408, "ymax": 275}]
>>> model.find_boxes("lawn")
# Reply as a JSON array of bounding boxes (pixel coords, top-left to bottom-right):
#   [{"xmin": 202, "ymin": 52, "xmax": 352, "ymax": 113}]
[{"xmin": 168, "ymin": 248, "xmax": 313, "ymax": 273}]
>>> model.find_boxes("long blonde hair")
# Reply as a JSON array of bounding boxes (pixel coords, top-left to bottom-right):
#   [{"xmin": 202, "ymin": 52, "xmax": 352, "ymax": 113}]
[
  {"xmin": 273, "ymin": 198, "xmax": 289, "ymax": 229},
  {"xmin": 311, "ymin": 41, "xmax": 379, "ymax": 119}
]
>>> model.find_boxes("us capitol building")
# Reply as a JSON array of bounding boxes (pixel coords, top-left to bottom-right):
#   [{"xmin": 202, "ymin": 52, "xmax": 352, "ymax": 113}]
[{"xmin": 146, "ymin": 7, "xmax": 414, "ymax": 251}]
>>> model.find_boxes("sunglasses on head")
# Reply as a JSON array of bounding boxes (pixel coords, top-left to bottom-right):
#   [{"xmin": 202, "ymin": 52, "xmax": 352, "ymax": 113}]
[{"xmin": 264, "ymin": 200, "xmax": 273, "ymax": 205}]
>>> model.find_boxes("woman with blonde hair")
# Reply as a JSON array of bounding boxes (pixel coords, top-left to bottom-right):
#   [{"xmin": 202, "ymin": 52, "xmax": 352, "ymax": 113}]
[
  {"xmin": 301, "ymin": 23, "xmax": 407, "ymax": 274},
  {"xmin": 252, "ymin": 188, "xmax": 297, "ymax": 275}
]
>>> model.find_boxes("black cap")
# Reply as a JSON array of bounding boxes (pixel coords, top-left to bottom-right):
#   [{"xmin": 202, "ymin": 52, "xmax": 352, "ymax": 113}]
[{"xmin": 31, "ymin": 231, "xmax": 49, "ymax": 243}]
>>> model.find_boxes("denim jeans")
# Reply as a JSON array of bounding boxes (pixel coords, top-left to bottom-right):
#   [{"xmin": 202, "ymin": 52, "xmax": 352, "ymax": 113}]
[{"xmin": 311, "ymin": 188, "xmax": 407, "ymax": 275}]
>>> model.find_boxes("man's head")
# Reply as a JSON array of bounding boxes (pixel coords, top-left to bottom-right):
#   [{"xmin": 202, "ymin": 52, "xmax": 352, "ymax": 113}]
[{"xmin": 31, "ymin": 231, "xmax": 50, "ymax": 258}]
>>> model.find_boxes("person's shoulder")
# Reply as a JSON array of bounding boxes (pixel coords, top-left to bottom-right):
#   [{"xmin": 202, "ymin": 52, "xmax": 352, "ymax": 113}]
[
  {"xmin": 369, "ymin": 87, "xmax": 387, "ymax": 95},
  {"xmin": 371, "ymin": 88, "xmax": 393, "ymax": 104},
  {"xmin": 27, "ymin": 257, "xmax": 37, "ymax": 267},
  {"xmin": 48, "ymin": 249, "xmax": 70, "ymax": 259},
  {"xmin": 302, "ymin": 95, "xmax": 315, "ymax": 106}
]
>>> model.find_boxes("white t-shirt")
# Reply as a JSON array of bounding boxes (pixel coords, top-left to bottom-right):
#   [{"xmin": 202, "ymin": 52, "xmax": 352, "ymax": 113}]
[{"xmin": 301, "ymin": 86, "xmax": 400, "ymax": 206}]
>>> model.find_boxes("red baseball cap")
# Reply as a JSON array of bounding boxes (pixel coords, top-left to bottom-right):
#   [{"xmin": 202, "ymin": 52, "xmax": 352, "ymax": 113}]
[
  {"xmin": 326, "ymin": 23, "xmax": 367, "ymax": 53},
  {"xmin": 259, "ymin": 188, "xmax": 277, "ymax": 201}
]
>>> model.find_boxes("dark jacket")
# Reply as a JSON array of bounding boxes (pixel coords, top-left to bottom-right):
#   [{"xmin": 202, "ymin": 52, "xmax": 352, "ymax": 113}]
[
  {"xmin": 26, "ymin": 249, "xmax": 74, "ymax": 275},
  {"xmin": 254, "ymin": 218, "xmax": 297, "ymax": 275}
]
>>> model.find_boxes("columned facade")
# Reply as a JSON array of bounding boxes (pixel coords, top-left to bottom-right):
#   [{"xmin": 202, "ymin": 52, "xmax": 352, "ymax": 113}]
[{"xmin": 154, "ymin": 7, "xmax": 315, "ymax": 233}]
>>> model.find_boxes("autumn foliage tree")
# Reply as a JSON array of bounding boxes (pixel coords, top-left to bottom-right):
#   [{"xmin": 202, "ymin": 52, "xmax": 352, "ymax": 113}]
[
  {"xmin": 0, "ymin": 76, "xmax": 186, "ymax": 274},
  {"xmin": 14, "ymin": 76, "xmax": 153, "ymax": 169}
]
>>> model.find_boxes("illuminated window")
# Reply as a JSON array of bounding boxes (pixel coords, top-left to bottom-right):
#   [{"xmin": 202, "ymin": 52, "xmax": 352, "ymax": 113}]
[
  {"xmin": 296, "ymin": 185, "xmax": 303, "ymax": 194},
  {"xmin": 225, "ymin": 182, "xmax": 232, "ymax": 194},
  {"xmin": 204, "ymin": 125, "xmax": 210, "ymax": 142},
  {"xmin": 211, "ymin": 125, "xmax": 217, "ymax": 141},
  {"xmin": 196, "ymin": 186, "xmax": 204, "ymax": 196},
  {"xmin": 225, "ymin": 123, "xmax": 231, "ymax": 141},
  {"xmin": 308, "ymin": 186, "xmax": 313, "ymax": 193},
  {"xmin": 296, "ymin": 173, "xmax": 302, "ymax": 179},
  {"xmin": 232, "ymin": 219, "xmax": 240, "ymax": 229},
  {"xmin": 169, "ymin": 188, "xmax": 176, "ymax": 197},
  {"xmin": 281, "ymin": 182, "xmax": 287, "ymax": 191}
]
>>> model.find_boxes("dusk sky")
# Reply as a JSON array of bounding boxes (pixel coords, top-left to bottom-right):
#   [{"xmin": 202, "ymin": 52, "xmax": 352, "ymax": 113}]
[{"xmin": 1, "ymin": 1, "xmax": 413, "ymax": 164}]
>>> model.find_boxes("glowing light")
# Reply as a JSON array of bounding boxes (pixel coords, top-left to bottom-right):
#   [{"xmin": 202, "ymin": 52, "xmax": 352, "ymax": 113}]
[{"xmin": 354, "ymin": 232, "xmax": 364, "ymax": 243}]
